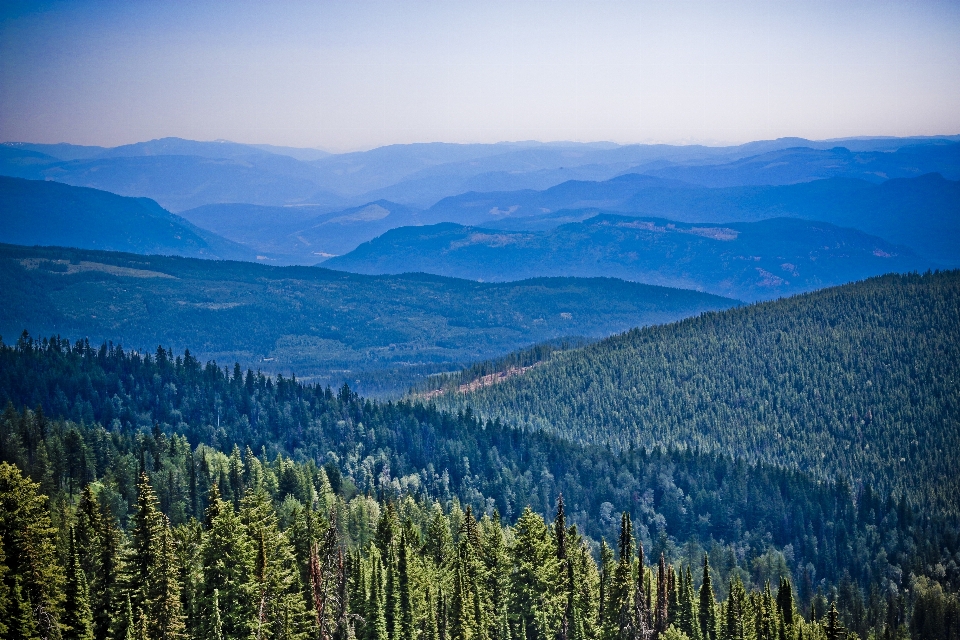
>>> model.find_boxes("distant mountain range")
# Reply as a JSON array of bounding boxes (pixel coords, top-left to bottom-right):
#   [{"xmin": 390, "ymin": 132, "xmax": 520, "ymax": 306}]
[
  {"xmin": 0, "ymin": 176, "xmax": 255, "ymax": 261},
  {"xmin": 178, "ymin": 200, "xmax": 422, "ymax": 264},
  {"xmin": 1, "ymin": 134, "xmax": 956, "ymax": 303},
  {"xmin": 3, "ymin": 135, "xmax": 956, "ymax": 211},
  {"xmin": 323, "ymin": 215, "xmax": 930, "ymax": 301}
]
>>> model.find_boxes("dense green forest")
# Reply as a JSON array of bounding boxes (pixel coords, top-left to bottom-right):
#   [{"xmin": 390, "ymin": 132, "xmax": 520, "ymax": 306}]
[
  {"xmin": 1, "ymin": 332, "xmax": 959, "ymax": 638},
  {"xmin": 437, "ymin": 271, "xmax": 960, "ymax": 517},
  {"xmin": 0, "ymin": 243, "xmax": 735, "ymax": 396}
]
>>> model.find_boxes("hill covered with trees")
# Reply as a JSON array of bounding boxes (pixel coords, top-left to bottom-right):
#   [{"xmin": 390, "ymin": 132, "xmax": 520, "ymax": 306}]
[
  {"xmin": 1, "ymin": 327, "xmax": 959, "ymax": 638},
  {"xmin": 0, "ymin": 243, "xmax": 735, "ymax": 396},
  {"xmin": 437, "ymin": 271, "xmax": 960, "ymax": 518}
]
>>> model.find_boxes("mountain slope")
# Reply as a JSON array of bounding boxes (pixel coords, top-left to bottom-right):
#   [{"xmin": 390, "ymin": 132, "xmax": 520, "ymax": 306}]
[
  {"xmin": 423, "ymin": 172, "xmax": 960, "ymax": 265},
  {"xmin": 323, "ymin": 215, "xmax": 931, "ymax": 300},
  {"xmin": 178, "ymin": 199, "xmax": 421, "ymax": 263},
  {"xmin": 0, "ymin": 177, "xmax": 255, "ymax": 260},
  {"xmin": 439, "ymin": 271, "xmax": 960, "ymax": 513},
  {"xmin": 644, "ymin": 142, "xmax": 960, "ymax": 187},
  {"xmin": 0, "ymin": 243, "xmax": 736, "ymax": 395}
]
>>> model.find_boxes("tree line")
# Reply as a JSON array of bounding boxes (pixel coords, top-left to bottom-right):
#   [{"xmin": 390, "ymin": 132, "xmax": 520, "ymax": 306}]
[
  {"xmin": 0, "ymin": 332, "xmax": 959, "ymax": 638},
  {"xmin": 8, "ymin": 454, "xmax": 952, "ymax": 640}
]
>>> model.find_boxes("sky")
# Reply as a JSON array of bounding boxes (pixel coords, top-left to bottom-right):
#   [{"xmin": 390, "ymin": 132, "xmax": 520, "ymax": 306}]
[{"xmin": 1, "ymin": 0, "xmax": 959, "ymax": 152}]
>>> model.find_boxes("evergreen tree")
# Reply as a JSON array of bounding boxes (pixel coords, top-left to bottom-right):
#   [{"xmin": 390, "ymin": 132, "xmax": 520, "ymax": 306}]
[
  {"xmin": 398, "ymin": 533, "xmax": 413, "ymax": 640},
  {"xmin": 774, "ymin": 578, "xmax": 794, "ymax": 630},
  {"xmin": 149, "ymin": 521, "xmax": 185, "ymax": 640},
  {"xmin": 449, "ymin": 561, "xmax": 474, "ymax": 640},
  {"xmin": 698, "ymin": 556, "xmax": 717, "ymax": 640},
  {"xmin": 599, "ymin": 541, "xmax": 614, "ymax": 634},
  {"xmin": 510, "ymin": 507, "xmax": 562, "ymax": 640},
  {"xmin": 93, "ymin": 507, "xmax": 124, "ymax": 640},
  {"xmin": 0, "ymin": 462, "xmax": 63, "ymax": 640},
  {"xmin": 200, "ymin": 489, "xmax": 256, "ymax": 640},
  {"xmin": 210, "ymin": 589, "xmax": 224, "ymax": 640},
  {"xmin": 632, "ymin": 540, "xmax": 652, "ymax": 640},
  {"xmin": 654, "ymin": 554, "xmax": 668, "ymax": 638},
  {"xmin": 366, "ymin": 552, "xmax": 389, "ymax": 640},
  {"xmin": 823, "ymin": 603, "xmax": 845, "ymax": 640},
  {"xmin": 721, "ymin": 577, "xmax": 747, "ymax": 640},
  {"xmin": 63, "ymin": 528, "xmax": 94, "ymax": 640},
  {"xmin": 604, "ymin": 513, "xmax": 633, "ymax": 640}
]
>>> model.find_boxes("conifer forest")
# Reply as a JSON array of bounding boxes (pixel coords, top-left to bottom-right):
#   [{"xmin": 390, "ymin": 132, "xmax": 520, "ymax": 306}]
[{"xmin": 1, "ymin": 271, "xmax": 959, "ymax": 640}]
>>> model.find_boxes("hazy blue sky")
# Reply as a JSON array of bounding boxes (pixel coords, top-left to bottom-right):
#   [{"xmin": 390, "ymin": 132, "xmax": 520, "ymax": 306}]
[{"xmin": 2, "ymin": 0, "xmax": 959, "ymax": 151}]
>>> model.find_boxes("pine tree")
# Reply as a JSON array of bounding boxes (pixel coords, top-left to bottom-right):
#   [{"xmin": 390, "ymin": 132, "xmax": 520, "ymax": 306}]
[
  {"xmin": 149, "ymin": 520, "xmax": 186, "ymax": 640},
  {"xmin": 94, "ymin": 506, "xmax": 124, "ymax": 640},
  {"xmin": 510, "ymin": 507, "xmax": 562, "ymax": 640},
  {"xmin": 366, "ymin": 552, "xmax": 389, "ymax": 640},
  {"xmin": 398, "ymin": 533, "xmax": 413, "ymax": 640},
  {"xmin": 450, "ymin": 557, "xmax": 475, "ymax": 640},
  {"xmin": 666, "ymin": 565, "xmax": 678, "ymax": 630},
  {"xmin": 200, "ymin": 488, "xmax": 256, "ymax": 640},
  {"xmin": 721, "ymin": 577, "xmax": 747, "ymax": 640},
  {"xmin": 599, "ymin": 541, "xmax": 615, "ymax": 634},
  {"xmin": 555, "ymin": 495, "xmax": 571, "ymax": 640},
  {"xmin": 654, "ymin": 554, "xmax": 668, "ymax": 638},
  {"xmin": 698, "ymin": 556, "xmax": 717, "ymax": 640},
  {"xmin": 9, "ymin": 574, "xmax": 41, "ymax": 640},
  {"xmin": 775, "ymin": 578, "xmax": 794, "ymax": 629},
  {"xmin": 0, "ymin": 462, "xmax": 64, "ymax": 640},
  {"xmin": 632, "ymin": 540, "xmax": 652, "ymax": 640},
  {"xmin": 823, "ymin": 603, "xmax": 845, "ymax": 640},
  {"xmin": 63, "ymin": 528, "xmax": 95, "ymax": 640},
  {"xmin": 604, "ymin": 513, "xmax": 634, "ymax": 640},
  {"xmin": 210, "ymin": 588, "xmax": 224, "ymax": 640}
]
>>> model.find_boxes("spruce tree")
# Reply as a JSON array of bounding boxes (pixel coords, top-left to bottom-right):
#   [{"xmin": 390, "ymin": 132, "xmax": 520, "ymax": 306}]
[
  {"xmin": 149, "ymin": 521, "xmax": 186, "ymax": 640},
  {"xmin": 510, "ymin": 507, "xmax": 562, "ymax": 640},
  {"xmin": 722, "ymin": 577, "xmax": 747, "ymax": 640},
  {"xmin": 775, "ymin": 578, "xmax": 794, "ymax": 629},
  {"xmin": 366, "ymin": 552, "xmax": 389, "ymax": 640},
  {"xmin": 398, "ymin": 533, "xmax": 413, "ymax": 640},
  {"xmin": 94, "ymin": 507, "xmax": 124, "ymax": 640},
  {"xmin": 63, "ymin": 528, "xmax": 95, "ymax": 640},
  {"xmin": 450, "ymin": 556, "xmax": 475, "ymax": 640},
  {"xmin": 823, "ymin": 603, "xmax": 845, "ymax": 640},
  {"xmin": 200, "ymin": 489, "xmax": 256, "ymax": 640},
  {"xmin": 655, "ymin": 554, "xmax": 669, "ymax": 637},
  {"xmin": 0, "ymin": 462, "xmax": 64, "ymax": 640},
  {"xmin": 698, "ymin": 556, "xmax": 717, "ymax": 640},
  {"xmin": 632, "ymin": 540, "xmax": 651, "ymax": 640},
  {"xmin": 599, "ymin": 541, "xmax": 614, "ymax": 634}
]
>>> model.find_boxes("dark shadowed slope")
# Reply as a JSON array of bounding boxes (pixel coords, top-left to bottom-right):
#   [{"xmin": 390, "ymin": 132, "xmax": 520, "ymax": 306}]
[{"xmin": 0, "ymin": 177, "xmax": 255, "ymax": 260}]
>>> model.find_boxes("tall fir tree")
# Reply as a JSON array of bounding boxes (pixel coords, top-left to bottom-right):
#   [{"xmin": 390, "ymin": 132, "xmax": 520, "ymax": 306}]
[
  {"xmin": 721, "ymin": 577, "xmax": 748, "ymax": 640},
  {"xmin": 63, "ymin": 528, "xmax": 94, "ymax": 640},
  {"xmin": 654, "ymin": 554, "xmax": 668, "ymax": 638},
  {"xmin": 0, "ymin": 462, "xmax": 64, "ymax": 640},
  {"xmin": 200, "ymin": 487, "xmax": 256, "ymax": 640},
  {"xmin": 698, "ymin": 556, "xmax": 717, "ymax": 640}
]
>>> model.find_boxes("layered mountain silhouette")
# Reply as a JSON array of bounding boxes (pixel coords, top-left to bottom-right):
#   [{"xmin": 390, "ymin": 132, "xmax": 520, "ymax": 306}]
[
  {"xmin": 323, "ymin": 215, "xmax": 930, "ymax": 301},
  {"xmin": 0, "ymin": 177, "xmax": 255, "ymax": 260}
]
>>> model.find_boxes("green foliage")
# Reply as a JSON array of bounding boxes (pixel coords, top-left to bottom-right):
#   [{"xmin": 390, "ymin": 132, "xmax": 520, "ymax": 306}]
[
  {"xmin": 444, "ymin": 270, "xmax": 960, "ymax": 516},
  {"xmin": 0, "ymin": 242, "xmax": 735, "ymax": 396},
  {"xmin": 0, "ymin": 461, "xmax": 64, "ymax": 640}
]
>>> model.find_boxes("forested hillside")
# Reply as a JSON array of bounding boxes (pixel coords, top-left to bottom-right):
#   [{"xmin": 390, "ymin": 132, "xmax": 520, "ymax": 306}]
[
  {"xmin": 1, "ymin": 335, "xmax": 959, "ymax": 638},
  {"xmin": 438, "ymin": 271, "xmax": 960, "ymax": 517},
  {"xmin": 324, "ymin": 216, "xmax": 927, "ymax": 301},
  {"xmin": 0, "ymin": 243, "xmax": 735, "ymax": 395}
]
